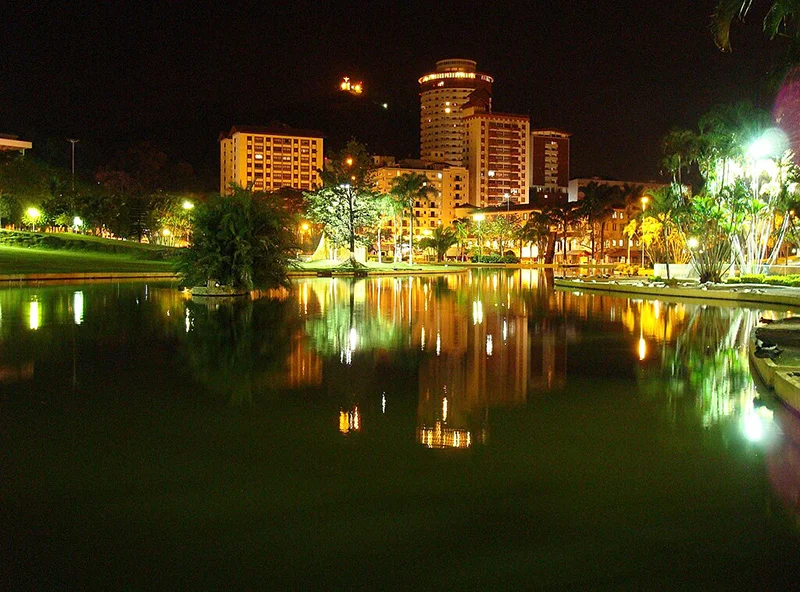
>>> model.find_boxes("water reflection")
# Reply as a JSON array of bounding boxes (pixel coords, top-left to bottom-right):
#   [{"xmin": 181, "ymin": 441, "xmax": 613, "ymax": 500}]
[{"xmin": 2, "ymin": 273, "xmax": 800, "ymax": 524}]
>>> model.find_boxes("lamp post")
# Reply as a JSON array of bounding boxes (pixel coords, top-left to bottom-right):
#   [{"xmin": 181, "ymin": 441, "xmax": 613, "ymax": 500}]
[
  {"xmin": 67, "ymin": 139, "xmax": 79, "ymax": 191},
  {"xmin": 640, "ymin": 196, "xmax": 649, "ymax": 268}
]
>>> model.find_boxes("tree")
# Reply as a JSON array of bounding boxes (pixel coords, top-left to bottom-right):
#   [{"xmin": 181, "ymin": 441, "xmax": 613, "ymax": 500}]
[
  {"xmin": 642, "ymin": 184, "xmax": 687, "ymax": 279},
  {"xmin": 418, "ymin": 226, "xmax": 458, "ymax": 261},
  {"xmin": 304, "ymin": 141, "xmax": 382, "ymax": 261},
  {"xmin": 662, "ymin": 128, "xmax": 699, "ymax": 188},
  {"xmin": 576, "ymin": 182, "xmax": 622, "ymax": 261},
  {"xmin": 390, "ymin": 172, "xmax": 437, "ymax": 265},
  {"xmin": 544, "ymin": 202, "xmax": 580, "ymax": 263},
  {"xmin": 177, "ymin": 187, "xmax": 293, "ymax": 290},
  {"xmin": 451, "ymin": 217, "xmax": 471, "ymax": 261},
  {"xmin": 519, "ymin": 211, "xmax": 553, "ymax": 261},
  {"xmin": 713, "ymin": 0, "xmax": 800, "ymax": 53}
]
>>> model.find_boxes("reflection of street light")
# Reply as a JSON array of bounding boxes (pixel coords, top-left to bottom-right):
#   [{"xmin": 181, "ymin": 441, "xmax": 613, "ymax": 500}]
[{"xmin": 640, "ymin": 196, "xmax": 649, "ymax": 268}]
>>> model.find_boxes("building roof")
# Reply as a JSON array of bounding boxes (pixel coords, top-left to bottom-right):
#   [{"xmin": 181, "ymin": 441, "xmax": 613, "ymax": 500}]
[
  {"xmin": 531, "ymin": 128, "xmax": 572, "ymax": 137},
  {"xmin": 0, "ymin": 133, "xmax": 32, "ymax": 151},
  {"xmin": 464, "ymin": 111, "xmax": 529, "ymax": 121},
  {"xmin": 220, "ymin": 124, "xmax": 325, "ymax": 141}
]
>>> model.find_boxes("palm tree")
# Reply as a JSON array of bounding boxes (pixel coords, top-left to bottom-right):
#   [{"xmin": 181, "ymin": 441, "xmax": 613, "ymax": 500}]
[
  {"xmin": 544, "ymin": 202, "xmax": 580, "ymax": 264},
  {"xmin": 418, "ymin": 226, "xmax": 458, "ymax": 261},
  {"xmin": 713, "ymin": 0, "xmax": 800, "ymax": 52},
  {"xmin": 451, "ymin": 217, "xmax": 471, "ymax": 261},
  {"xmin": 642, "ymin": 184, "xmax": 685, "ymax": 279},
  {"xmin": 662, "ymin": 128, "xmax": 699, "ymax": 188},
  {"xmin": 390, "ymin": 173, "xmax": 437, "ymax": 265},
  {"xmin": 576, "ymin": 182, "xmax": 621, "ymax": 261},
  {"xmin": 519, "ymin": 211, "xmax": 552, "ymax": 261}
]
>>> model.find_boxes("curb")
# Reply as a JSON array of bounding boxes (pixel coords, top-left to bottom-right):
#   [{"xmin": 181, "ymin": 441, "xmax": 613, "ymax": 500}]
[{"xmin": 554, "ymin": 279, "xmax": 800, "ymax": 308}]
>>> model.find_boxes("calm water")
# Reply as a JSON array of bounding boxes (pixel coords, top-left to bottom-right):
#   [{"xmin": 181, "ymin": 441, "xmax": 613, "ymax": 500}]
[{"xmin": 2, "ymin": 271, "xmax": 800, "ymax": 589}]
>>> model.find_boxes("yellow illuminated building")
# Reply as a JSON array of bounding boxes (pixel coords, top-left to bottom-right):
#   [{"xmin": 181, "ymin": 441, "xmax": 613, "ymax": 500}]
[
  {"xmin": 373, "ymin": 162, "xmax": 469, "ymax": 242},
  {"xmin": 463, "ymin": 96, "xmax": 530, "ymax": 208},
  {"xmin": 419, "ymin": 59, "xmax": 494, "ymax": 166},
  {"xmin": 219, "ymin": 125, "xmax": 323, "ymax": 195}
]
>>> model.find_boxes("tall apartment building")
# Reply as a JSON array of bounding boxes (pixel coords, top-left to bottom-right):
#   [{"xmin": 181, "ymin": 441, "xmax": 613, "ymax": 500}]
[
  {"xmin": 373, "ymin": 162, "xmax": 469, "ymax": 233},
  {"xmin": 530, "ymin": 129, "xmax": 570, "ymax": 198},
  {"xmin": 219, "ymin": 125, "xmax": 323, "ymax": 195},
  {"xmin": 463, "ymin": 91, "xmax": 530, "ymax": 208},
  {"xmin": 419, "ymin": 59, "xmax": 493, "ymax": 166}
]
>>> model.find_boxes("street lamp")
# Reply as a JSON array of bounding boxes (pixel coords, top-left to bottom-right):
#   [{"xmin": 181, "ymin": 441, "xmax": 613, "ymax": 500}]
[
  {"xmin": 473, "ymin": 213, "xmax": 485, "ymax": 258},
  {"xmin": 182, "ymin": 200, "xmax": 194, "ymax": 210},
  {"xmin": 26, "ymin": 207, "xmax": 41, "ymax": 232},
  {"xmin": 67, "ymin": 139, "xmax": 79, "ymax": 191},
  {"xmin": 640, "ymin": 196, "xmax": 649, "ymax": 268}
]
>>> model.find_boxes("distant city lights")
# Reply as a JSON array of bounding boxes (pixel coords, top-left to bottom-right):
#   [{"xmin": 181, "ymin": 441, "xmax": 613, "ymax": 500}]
[{"xmin": 340, "ymin": 76, "xmax": 363, "ymax": 95}]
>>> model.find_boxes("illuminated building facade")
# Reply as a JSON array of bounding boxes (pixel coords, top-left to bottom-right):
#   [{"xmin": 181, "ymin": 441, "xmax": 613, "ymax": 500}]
[
  {"xmin": 530, "ymin": 129, "xmax": 571, "ymax": 199},
  {"xmin": 219, "ymin": 125, "xmax": 323, "ymax": 195},
  {"xmin": 463, "ymin": 94, "xmax": 530, "ymax": 208},
  {"xmin": 373, "ymin": 162, "xmax": 468, "ymax": 252},
  {"xmin": 419, "ymin": 59, "xmax": 493, "ymax": 166}
]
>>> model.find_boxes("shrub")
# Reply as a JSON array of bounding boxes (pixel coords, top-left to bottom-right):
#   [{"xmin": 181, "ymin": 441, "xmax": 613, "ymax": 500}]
[
  {"xmin": 740, "ymin": 274, "xmax": 765, "ymax": 284},
  {"xmin": 725, "ymin": 277, "xmax": 741, "ymax": 284}
]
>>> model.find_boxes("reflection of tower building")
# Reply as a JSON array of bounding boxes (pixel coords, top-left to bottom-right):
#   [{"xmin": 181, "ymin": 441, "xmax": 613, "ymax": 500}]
[{"xmin": 419, "ymin": 59, "xmax": 493, "ymax": 166}]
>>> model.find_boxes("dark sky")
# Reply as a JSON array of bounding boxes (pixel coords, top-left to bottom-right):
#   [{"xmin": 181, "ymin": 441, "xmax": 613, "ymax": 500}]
[{"xmin": 1, "ymin": 0, "xmax": 781, "ymax": 185}]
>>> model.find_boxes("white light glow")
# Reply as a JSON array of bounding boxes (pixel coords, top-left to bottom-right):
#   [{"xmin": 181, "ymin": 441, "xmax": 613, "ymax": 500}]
[{"xmin": 73, "ymin": 291, "xmax": 84, "ymax": 325}]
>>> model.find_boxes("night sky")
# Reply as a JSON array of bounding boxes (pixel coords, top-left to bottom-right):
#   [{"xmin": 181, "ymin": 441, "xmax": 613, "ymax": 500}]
[{"xmin": 1, "ymin": 0, "xmax": 782, "ymax": 186}]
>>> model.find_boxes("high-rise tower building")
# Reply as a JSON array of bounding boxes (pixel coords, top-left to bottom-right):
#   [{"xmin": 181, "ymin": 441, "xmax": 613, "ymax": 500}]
[
  {"xmin": 530, "ymin": 129, "xmax": 571, "ymax": 199},
  {"xmin": 419, "ymin": 59, "xmax": 493, "ymax": 166},
  {"xmin": 463, "ymin": 92, "xmax": 530, "ymax": 208}
]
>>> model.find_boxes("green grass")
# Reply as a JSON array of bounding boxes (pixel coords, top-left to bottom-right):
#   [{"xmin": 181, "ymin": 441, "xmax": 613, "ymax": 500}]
[{"xmin": 0, "ymin": 245, "xmax": 176, "ymax": 274}]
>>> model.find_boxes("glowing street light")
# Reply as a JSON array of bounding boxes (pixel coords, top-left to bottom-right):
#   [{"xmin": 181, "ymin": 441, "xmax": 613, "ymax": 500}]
[
  {"xmin": 345, "ymin": 157, "xmax": 354, "ymax": 167},
  {"xmin": 182, "ymin": 200, "xmax": 194, "ymax": 210},
  {"xmin": 687, "ymin": 237, "xmax": 699, "ymax": 249},
  {"xmin": 26, "ymin": 207, "xmax": 41, "ymax": 231}
]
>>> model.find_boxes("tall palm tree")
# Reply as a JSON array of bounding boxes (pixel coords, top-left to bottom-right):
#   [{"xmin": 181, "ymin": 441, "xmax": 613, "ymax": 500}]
[
  {"xmin": 577, "ymin": 182, "xmax": 621, "ymax": 261},
  {"xmin": 661, "ymin": 128, "xmax": 699, "ymax": 188},
  {"xmin": 519, "ymin": 211, "xmax": 552, "ymax": 261},
  {"xmin": 418, "ymin": 226, "xmax": 458, "ymax": 261},
  {"xmin": 642, "ymin": 184, "xmax": 685, "ymax": 279},
  {"xmin": 713, "ymin": 0, "xmax": 800, "ymax": 52},
  {"xmin": 390, "ymin": 173, "xmax": 437, "ymax": 265},
  {"xmin": 451, "ymin": 217, "xmax": 471, "ymax": 261}
]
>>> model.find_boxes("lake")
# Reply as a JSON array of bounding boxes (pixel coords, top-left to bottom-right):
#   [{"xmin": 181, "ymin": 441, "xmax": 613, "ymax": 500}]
[{"xmin": 2, "ymin": 270, "xmax": 800, "ymax": 589}]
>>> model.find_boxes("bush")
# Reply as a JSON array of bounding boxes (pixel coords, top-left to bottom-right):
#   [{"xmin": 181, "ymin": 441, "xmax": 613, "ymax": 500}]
[
  {"xmin": 740, "ymin": 274, "xmax": 765, "ymax": 284},
  {"xmin": 725, "ymin": 277, "xmax": 741, "ymax": 284}
]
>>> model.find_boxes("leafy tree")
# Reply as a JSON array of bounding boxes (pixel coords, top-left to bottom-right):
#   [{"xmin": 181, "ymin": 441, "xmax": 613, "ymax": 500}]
[
  {"xmin": 642, "ymin": 184, "xmax": 688, "ymax": 278},
  {"xmin": 177, "ymin": 187, "xmax": 293, "ymax": 290},
  {"xmin": 662, "ymin": 128, "xmax": 699, "ymax": 187},
  {"xmin": 304, "ymin": 141, "xmax": 381, "ymax": 260},
  {"xmin": 488, "ymin": 215, "xmax": 520, "ymax": 255},
  {"xmin": 418, "ymin": 225, "xmax": 457, "ymax": 261},
  {"xmin": 577, "ymin": 182, "xmax": 622, "ymax": 260},
  {"xmin": 544, "ymin": 202, "xmax": 580, "ymax": 263},
  {"xmin": 390, "ymin": 172, "xmax": 437, "ymax": 265},
  {"xmin": 519, "ymin": 211, "xmax": 553, "ymax": 261},
  {"xmin": 451, "ymin": 217, "xmax": 471, "ymax": 261}
]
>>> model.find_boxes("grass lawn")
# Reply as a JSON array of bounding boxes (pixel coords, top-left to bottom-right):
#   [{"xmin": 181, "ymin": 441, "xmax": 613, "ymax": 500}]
[{"xmin": 0, "ymin": 245, "xmax": 176, "ymax": 275}]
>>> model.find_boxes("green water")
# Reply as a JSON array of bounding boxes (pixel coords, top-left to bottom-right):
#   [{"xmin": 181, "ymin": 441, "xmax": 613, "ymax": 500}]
[{"xmin": 2, "ymin": 271, "xmax": 799, "ymax": 589}]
